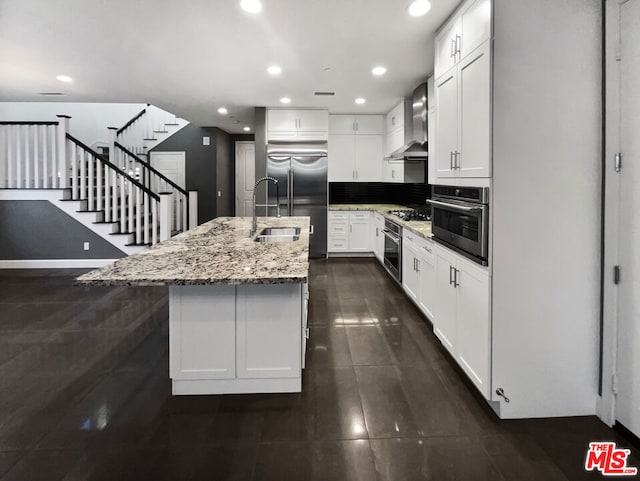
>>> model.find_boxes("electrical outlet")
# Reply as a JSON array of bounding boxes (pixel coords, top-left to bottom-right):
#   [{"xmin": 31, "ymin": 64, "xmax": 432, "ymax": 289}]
[
  {"xmin": 83, "ymin": 242, "xmax": 90, "ymax": 251},
  {"xmin": 203, "ymin": 136, "xmax": 210, "ymax": 146},
  {"xmin": 218, "ymin": 191, "xmax": 222, "ymax": 197}
]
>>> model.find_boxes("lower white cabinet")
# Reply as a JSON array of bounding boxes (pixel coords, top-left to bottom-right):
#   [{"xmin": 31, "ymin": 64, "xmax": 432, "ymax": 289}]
[
  {"xmin": 372, "ymin": 213, "xmax": 385, "ymax": 261},
  {"xmin": 432, "ymin": 243, "xmax": 491, "ymax": 399},
  {"xmin": 328, "ymin": 211, "xmax": 371, "ymax": 252},
  {"xmin": 402, "ymin": 232, "xmax": 436, "ymax": 320}
]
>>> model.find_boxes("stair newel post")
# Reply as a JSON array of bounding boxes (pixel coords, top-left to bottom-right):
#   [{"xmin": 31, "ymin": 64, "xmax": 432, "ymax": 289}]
[
  {"xmin": 56, "ymin": 115, "xmax": 71, "ymax": 189},
  {"xmin": 188, "ymin": 191, "xmax": 198, "ymax": 230},
  {"xmin": 159, "ymin": 192, "xmax": 173, "ymax": 241}
]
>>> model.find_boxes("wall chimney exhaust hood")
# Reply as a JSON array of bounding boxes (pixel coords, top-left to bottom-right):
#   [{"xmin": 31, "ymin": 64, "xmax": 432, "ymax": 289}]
[{"xmin": 387, "ymin": 82, "xmax": 428, "ymax": 161}]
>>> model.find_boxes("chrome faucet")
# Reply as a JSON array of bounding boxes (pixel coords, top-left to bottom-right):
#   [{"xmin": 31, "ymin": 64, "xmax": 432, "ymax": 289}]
[{"xmin": 251, "ymin": 176, "xmax": 280, "ymax": 237}]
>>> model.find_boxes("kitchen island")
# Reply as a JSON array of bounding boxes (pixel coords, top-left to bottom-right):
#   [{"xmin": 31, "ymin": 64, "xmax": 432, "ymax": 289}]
[{"xmin": 77, "ymin": 216, "xmax": 311, "ymax": 395}]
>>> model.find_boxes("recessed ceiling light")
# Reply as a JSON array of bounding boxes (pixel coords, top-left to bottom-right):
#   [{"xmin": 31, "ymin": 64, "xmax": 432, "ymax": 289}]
[
  {"xmin": 56, "ymin": 75, "xmax": 72, "ymax": 83},
  {"xmin": 243, "ymin": 126, "xmax": 251, "ymax": 132},
  {"xmin": 267, "ymin": 65, "xmax": 282, "ymax": 75},
  {"xmin": 240, "ymin": 0, "xmax": 262, "ymax": 13},
  {"xmin": 280, "ymin": 97, "xmax": 291, "ymax": 104},
  {"xmin": 372, "ymin": 66, "xmax": 387, "ymax": 76},
  {"xmin": 408, "ymin": 0, "xmax": 431, "ymax": 17},
  {"xmin": 355, "ymin": 98, "xmax": 366, "ymax": 105},
  {"xmin": 217, "ymin": 107, "xmax": 228, "ymax": 114}
]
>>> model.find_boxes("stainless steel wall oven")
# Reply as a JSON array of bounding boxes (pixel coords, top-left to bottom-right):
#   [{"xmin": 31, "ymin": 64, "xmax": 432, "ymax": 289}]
[{"xmin": 427, "ymin": 185, "xmax": 489, "ymax": 266}]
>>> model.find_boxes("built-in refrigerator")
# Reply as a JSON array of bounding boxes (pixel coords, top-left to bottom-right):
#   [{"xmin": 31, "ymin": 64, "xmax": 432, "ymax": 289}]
[{"xmin": 266, "ymin": 143, "xmax": 328, "ymax": 258}]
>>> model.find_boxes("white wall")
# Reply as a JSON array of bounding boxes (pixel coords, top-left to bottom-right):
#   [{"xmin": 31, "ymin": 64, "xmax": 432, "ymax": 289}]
[
  {"xmin": 0, "ymin": 102, "xmax": 146, "ymax": 147},
  {"xmin": 491, "ymin": 0, "xmax": 601, "ymax": 418}
]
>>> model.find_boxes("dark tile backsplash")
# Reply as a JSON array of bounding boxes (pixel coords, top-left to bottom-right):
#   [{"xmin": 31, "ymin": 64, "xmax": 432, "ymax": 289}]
[{"xmin": 329, "ymin": 183, "xmax": 431, "ymax": 211}]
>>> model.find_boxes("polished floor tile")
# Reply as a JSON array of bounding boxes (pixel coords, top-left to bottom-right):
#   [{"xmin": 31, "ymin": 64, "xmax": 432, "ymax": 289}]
[{"xmin": 0, "ymin": 261, "xmax": 636, "ymax": 481}]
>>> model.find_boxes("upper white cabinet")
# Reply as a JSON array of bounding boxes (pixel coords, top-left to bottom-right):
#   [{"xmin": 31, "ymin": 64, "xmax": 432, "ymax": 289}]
[
  {"xmin": 267, "ymin": 109, "xmax": 329, "ymax": 141},
  {"xmin": 434, "ymin": 38, "xmax": 491, "ymax": 180},
  {"xmin": 328, "ymin": 115, "xmax": 383, "ymax": 182},
  {"xmin": 330, "ymin": 115, "xmax": 383, "ymax": 135},
  {"xmin": 434, "ymin": 0, "xmax": 491, "ymax": 81},
  {"xmin": 384, "ymin": 101, "xmax": 407, "ymax": 156},
  {"xmin": 432, "ymin": 243, "xmax": 491, "ymax": 399}
]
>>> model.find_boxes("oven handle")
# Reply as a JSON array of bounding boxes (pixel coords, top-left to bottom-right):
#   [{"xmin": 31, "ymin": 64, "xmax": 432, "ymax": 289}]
[
  {"xmin": 383, "ymin": 229, "xmax": 401, "ymax": 243},
  {"xmin": 427, "ymin": 199, "xmax": 483, "ymax": 213}
]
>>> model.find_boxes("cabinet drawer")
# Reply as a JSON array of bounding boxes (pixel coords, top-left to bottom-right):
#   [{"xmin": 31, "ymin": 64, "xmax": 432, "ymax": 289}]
[
  {"xmin": 328, "ymin": 222, "xmax": 348, "ymax": 235},
  {"xmin": 329, "ymin": 211, "xmax": 349, "ymax": 221},
  {"xmin": 350, "ymin": 211, "xmax": 370, "ymax": 221},
  {"xmin": 328, "ymin": 237, "xmax": 348, "ymax": 252}
]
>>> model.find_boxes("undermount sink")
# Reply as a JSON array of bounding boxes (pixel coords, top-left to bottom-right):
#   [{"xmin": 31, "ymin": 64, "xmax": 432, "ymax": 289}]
[{"xmin": 254, "ymin": 227, "xmax": 301, "ymax": 243}]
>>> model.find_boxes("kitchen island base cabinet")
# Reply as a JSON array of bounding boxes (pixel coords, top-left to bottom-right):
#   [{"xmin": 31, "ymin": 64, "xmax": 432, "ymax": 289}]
[{"xmin": 170, "ymin": 283, "xmax": 307, "ymax": 395}]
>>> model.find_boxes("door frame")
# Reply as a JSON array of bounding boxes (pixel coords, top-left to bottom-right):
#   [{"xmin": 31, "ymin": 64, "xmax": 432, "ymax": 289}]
[
  {"xmin": 599, "ymin": 0, "xmax": 625, "ymax": 427},
  {"xmin": 235, "ymin": 141, "xmax": 255, "ymax": 217}
]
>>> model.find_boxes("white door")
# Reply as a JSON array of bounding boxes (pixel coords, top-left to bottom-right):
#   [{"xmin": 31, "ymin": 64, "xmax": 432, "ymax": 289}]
[
  {"xmin": 433, "ymin": 246, "xmax": 458, "ymax": 354},
  {"xmin": 458, "ymin": 41, "xmax": 491, "ymax": 178},
  {"xmin": 150, "ymin": 151, "xmax": 186, "ymax": 190},
  {"xmin": 435, "ymin": 71, "xmax": 458, "ymax": 178},
  {"xmin": 616, "ymin": 0, "xmax": 640, "ymax": 438},
  {"xmin": 456, "ymin": 258, "xmax": 491, "ymax": 399},
  {"xmin": 328, "ymin": 134, "xmax": 355, "ymax": 181},
  {"xmin": 235, "ymin": 141, "xmax": 255, "ymax": 217},
  {"xmin": 354, "ymin": 135, "xmax": 383, "ymax": 181}
]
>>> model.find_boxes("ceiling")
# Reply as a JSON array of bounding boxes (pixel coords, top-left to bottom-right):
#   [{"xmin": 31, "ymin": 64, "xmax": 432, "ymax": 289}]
[{"xmin": 0, "ymin": 0, "xmax": 459, "ymax": 133}]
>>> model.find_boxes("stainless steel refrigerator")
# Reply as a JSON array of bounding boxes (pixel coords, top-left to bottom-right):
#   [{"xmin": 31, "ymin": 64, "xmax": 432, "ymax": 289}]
[{"xmin": 266, "ymin": 143, "xmax": 328, "ymax": 258}]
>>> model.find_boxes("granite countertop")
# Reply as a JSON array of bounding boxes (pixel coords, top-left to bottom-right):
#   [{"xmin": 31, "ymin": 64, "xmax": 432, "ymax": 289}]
[
  {"xmin": 76, "ymin": 217, "xmax": 311, "ymax": 286},
  {"xmin": 329, "ymin": 203, "xmax": 433, "ymax": 241}
]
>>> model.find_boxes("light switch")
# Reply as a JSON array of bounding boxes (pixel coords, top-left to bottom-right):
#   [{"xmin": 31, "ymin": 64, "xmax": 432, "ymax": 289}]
[
  {"xmin": 203, "ymin": 137, "xmax": 210, "ymax": 146},
  {"xmin": 217, "ymin": 191, "xmax": 222, "ymax": 197},
  {"xmin": 83, "ymin": 242, "xmax": 90, "ymax": 251}
]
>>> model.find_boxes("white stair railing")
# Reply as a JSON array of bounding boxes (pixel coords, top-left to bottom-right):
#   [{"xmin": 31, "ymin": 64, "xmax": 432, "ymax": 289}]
[
  {"xmin": 115, "ymin": 105, "xmax": 181, "ymax": 157},
  {"xmin": 66, "ymin": 134, "xmax": 165, "ymax": 245},
  {"xmin": 0, "ymin": 120, "xmax": 68, "ymax": 189}
]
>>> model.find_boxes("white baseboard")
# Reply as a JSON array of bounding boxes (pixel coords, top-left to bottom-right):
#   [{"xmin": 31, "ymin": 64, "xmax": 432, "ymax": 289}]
[{"xmin": 0, "ymin": 259, "xmax": 117, "ymax": 269}]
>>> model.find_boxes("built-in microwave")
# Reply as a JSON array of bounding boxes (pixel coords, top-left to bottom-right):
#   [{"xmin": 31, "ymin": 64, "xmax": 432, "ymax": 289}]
[{"xmin": 427, "ymin": 186, "xmax": 489, "ymax": 266}]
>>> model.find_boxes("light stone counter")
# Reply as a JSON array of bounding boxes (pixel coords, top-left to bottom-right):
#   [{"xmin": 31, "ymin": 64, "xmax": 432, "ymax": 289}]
[
  {"xmin": 76, "ymin": 216, "xmax": 310, "ymax": 286},
  {"xmin": 329, "ymin": 203, "xmax": 433, "ymax": 241}
]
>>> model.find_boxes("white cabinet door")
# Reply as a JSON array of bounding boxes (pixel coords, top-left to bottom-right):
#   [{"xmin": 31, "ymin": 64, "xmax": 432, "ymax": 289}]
[
  {"xmin": 267, "ymin": 110, "xmax": 298, "ymax": 138},
  {"xmin": 435, "ymin": 17, "xmax": 461, "ymax": 80},
  {"xmin": 460, "ymin": 0, "xmax": 491, "ymax": 60},
  {"xmin": 383, "ymin": 160, "xmax": 404, "ymax": 183},
  {"xmin": 458, "ymin": 41, "xmax": 491, "ymax": 178},
  {"xmin": 297, "ymin": 110, "xmax": 329, "ymax": 136},
  {"xmin": 355, "ymin": 115, "xmax": 384, "ymax": 135},
  {"xmin": 329, "ymin": 115, "xmax": 356, "ymax": 134},
  {"xmin": 385, "ymin": 101, "xmax": 405, "ymax": 133},
  {"xmin": 385, "ymin": 127, "xmax": 405, "ymax": 156},
  {"xmin": 418, "ymin": 243, "xmax": 435, "ymax": 321},
  {"xmin": 328, "ymin": 134, "xmax": 356, "ymax": 181},
  {"xmin": 374, "ymin": 215, "xmax": 385, "ymax": 262},
  {"xmin": 355, "ymin": 135, "xmax": 383, "ymax": 181},
  {"xmin": 348, "ymin": 214, "xmax": 370, "ymax": 252},
  {"xmin": 433, "ymin": 246, "xmax": 458, "ymax": 354},
  {"xmin": 456, "ymin": 257, "xmax": 491, "ymax": 398},
  {"xmin": 427, "ymin": 76, "xmax": 436, "ymax": 184},
  {"xmin": 236, "ymin": 284, "xmax": 301, "ymax": 379},
  {"xmin": 435, "ymin": 70, "xmax": 458, "ymax": 178},
  {"xmin": 402, "ymin": 239, "xmax": 420, "ymax": 302},
  {"xmin": 169, "ymin": 285, "xmax": 236, "ymax": 380}
]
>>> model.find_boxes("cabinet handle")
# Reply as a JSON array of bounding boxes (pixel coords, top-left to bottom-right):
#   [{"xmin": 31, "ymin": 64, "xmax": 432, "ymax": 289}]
[
  {"xmin": 392, "ymin": 170, "xmax": 395, "ymax": 179},
  {"xmin": 392, "ymin": 116, "xmax": 396, "ymax": 126},
  {"xmin": 453, "ymin": 268, "xmax": 459, "ymax": 288},
  {"xmin": 423, "ymin": 246, "xmax": 432, "ymax": 253},
  {"xmin": 310, "ymin": 225, "xmax": 314, "ymax": 235},
  {"xmin": 455, "ymin": 34, "xmax": 461, "ymax": 58},
  {"xmin": 376, "ymin": 227, "xmax": 379, "ymax": 237},
  {"xmin": 451, "ymin": 38, "xmax": 456, "ymax": 58},
  {"xmin": 455, "ymin": 151, "xmax": 461, "ymax": 169},
  {"xmin": 449, "ymin": 265, "xmax": 454, "ymax": 285},
  {"xmin": 450, "ymin": 151, "xmax": 454, "ymax": 170},
  {"xmin": 416, "ymin": 259, "xmax": 420, "ymax": 273},
  {"xmin": 350, "ymin": 224, "xmax": 353, "ymax": 233}
]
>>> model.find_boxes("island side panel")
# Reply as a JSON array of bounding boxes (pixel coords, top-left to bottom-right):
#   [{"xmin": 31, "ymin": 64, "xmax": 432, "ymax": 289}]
[
  {"xmin": 236, "ymin": 283, "xmax": 303, "ymax": 379},
  {"xmin": 169, "ymin": 285, "xmax": 237, "ymax": 381}
]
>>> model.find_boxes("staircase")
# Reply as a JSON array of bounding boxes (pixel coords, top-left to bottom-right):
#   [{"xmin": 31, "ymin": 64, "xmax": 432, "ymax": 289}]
[{"xmin": 0, "ymin": 114, "xmax": 197, "ymax": 259}]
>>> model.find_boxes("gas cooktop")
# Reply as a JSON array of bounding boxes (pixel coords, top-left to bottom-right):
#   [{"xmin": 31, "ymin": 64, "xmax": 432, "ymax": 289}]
[{"xmin": 388, "ymin": 209, "xmax": 431, "ymax": 222}]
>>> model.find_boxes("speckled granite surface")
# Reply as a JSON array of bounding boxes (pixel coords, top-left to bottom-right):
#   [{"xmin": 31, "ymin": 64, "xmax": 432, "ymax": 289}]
[
  {"xmin": 76, "ymin": 217, "xmax": 310, "ymax": 286},
  {"xmin": 329, "ymin": 204, "xmax": 433, "ymax": 240}
]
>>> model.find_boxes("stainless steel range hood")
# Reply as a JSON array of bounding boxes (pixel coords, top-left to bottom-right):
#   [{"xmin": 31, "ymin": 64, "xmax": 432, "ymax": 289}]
[{"xmin": 387, "ymin": 82, "xmax": 428, "ymax": 161}]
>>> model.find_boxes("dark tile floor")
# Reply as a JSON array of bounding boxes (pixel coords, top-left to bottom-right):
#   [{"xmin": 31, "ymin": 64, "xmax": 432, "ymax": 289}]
[{"xmin": 0, "ymin": 259, "xmax": 637, "ymax": 480}]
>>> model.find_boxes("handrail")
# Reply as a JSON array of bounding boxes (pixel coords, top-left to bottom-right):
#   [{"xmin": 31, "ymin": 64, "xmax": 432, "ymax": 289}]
[
  {"xmin": 114, "ymin": 141, "xmax": 188, "ymax": 196},
  {"xmin": 0, "ymin": 121, "xmax": 59, "ymax": 125},
  {"xmin": 66, "ymin": 134, "xmax": 160, "ymax": 201},
  {"xmin": 116, "ymin": 108, "xmax": 146, "ymax": 136}
]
